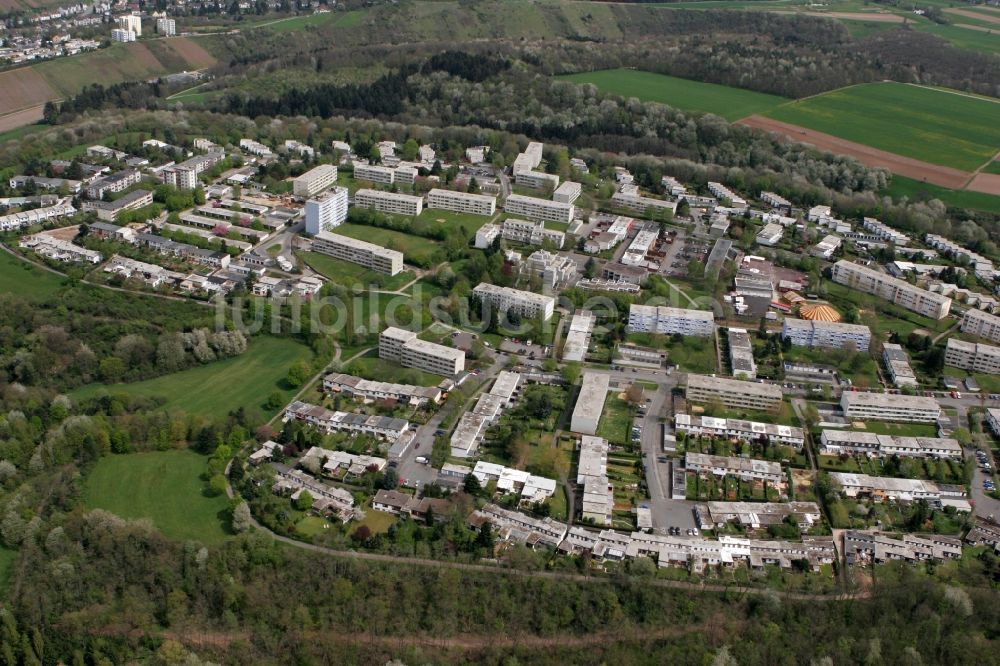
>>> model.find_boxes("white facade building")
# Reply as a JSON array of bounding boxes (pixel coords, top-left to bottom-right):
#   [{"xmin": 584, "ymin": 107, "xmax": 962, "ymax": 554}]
[
  {"xmin": 627, "ymin": 304, "xmax": 715, "ymax": 337},
  {"xmin": 781, "ymin": 318, "xmax": 871, "ymax": 352},
  {"xmin": 504, "ymin": 194, "xmax": 573, "ymax": 224},
  {"xmin": 354, "ymin": 188, "xmax": 423, "ymax": 217},
  {"xmin": 831, "ymin": 260, "xmax": 951, "ymax": 320},
  {"xmin": 426, "ymin": 188, "xmax": 496, "ymax": 216},
  {"xmin": 304, "ymin": 187, "xmax": 349, "ymax": 235},
  {"xmin": 472, "ymin": 283, "xmax": 555, "ymax": 321},
  {"xmin": 293, "ymin": 164, "xmax": 338, "ymax": 198},
  {"xmin": 311, "ymin": 230, "xmax": 404, "ymax": 275}
]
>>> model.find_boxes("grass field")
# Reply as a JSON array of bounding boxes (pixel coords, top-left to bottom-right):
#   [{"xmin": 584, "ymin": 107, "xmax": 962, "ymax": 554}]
[
  {"xmin": 880, "ymin": 175, "xmax": 1000, "ymax": 215},
  {"xmin": 556, "ymin": 68, "xmax": 789, "ymax": 121},
  {"xmin": 764, "ymin": 82, "xmax": 1000, "ymax": 172},
  {"xmin": 300, "ymin": 251, "xmax": 416, "ymax": 291},
  {"xmin": 597, "ymin": 393, "xmax": 634, "ymax": 446},
  {"xmin": 415, "ymin": 208, "xmax": 493, "ymax": 236},
  {"xmin": 72, "ymin": 336, "xmax": 312, "ymax": 418},
  {"xmin": 83, "ymin": 450, "xmax": 231, "ymax": 544},
  {"xmin": 0, "ymin": 250, "xmax": 66, "ymax": 300},
  {"xmin": 345, "ymin": 352, "xmax": 444, "ymax": 387},
  {"xmin": 333, "ymin": 223, "xmax": 440, "ymax": 266}
]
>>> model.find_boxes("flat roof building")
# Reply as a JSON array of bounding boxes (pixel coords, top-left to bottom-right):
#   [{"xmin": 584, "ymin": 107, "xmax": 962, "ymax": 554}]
[
  {"xmin": 354, "ymin": 188, "xmax": 423, "ymax": 217},
  {"xmin": 293, "ymin": 164, "xmax": 338, "ymax": 198},
  {"xmin": 627, "ymin": 304, "xmax": 715, "ymax": 337},
  {"xmin": 450, "ymin": 371, "xmax": 522, "ymax": 457},
  {"xmin": 304, "ymin": 187, "xmax": 348, "ymax": 235},
  {"xmin": 379, "ymin": 326, "xmax": 465, "ymax": 377},
  {"xmin": 353, "ymin": 163, "xmax": 395, "ymax": 185},
  {"xmin": 840, "ymin": 391, "xmax": 940, "ymax": 423},
  {"xmin": 781, "ymin": 318, "xmax": 871, "ymax": 352},
  {"xmin": 426, "ymin": 188, "xmax": 496, "ymax": 216},
  {"xmin": 726, "ymin": 327, "xmax": 757, "ymax": 380},
  {"xmin": 570, "ymin": 373, "xmax": 610, "ymax": 435},
  {"xmin": 553, "ymin": 181, "xmax": 582, "ymax": 204},
  {"xmin": 960, "ymin": 308, "xmax": 1000, "ymax": 345},
  {"xmin": 830, "ymin": 472, "xmax": 948, "ymax": 502},
  {"xmin": 675, "ymin": 414, "xmax": 804, "ymax": 448},
  {"xmin": 831, "ymin": 260, "xmax": 951, "ymax": 320},
  {"xmin": 819, "ymin": 430, "xmax": 962, "ymax": 459},
  {"xmin": 685, "ymin": 452, "xmax": 783, "ymax": 484},
  {"xmin": 883, "ymin": 342, "xmax": 918, "ymax": 387},
  {"xmin": 501, "ymin": 218, "xmax": 565, "ymax": 249},
  {"xmin": 577, "ymin": 435, "xmax": 613, "ymax": 525},
  {"xmin": 945, "ymin": 338, "xmax": 1000, "ymax": 376},
  {"xmin": 322, "ymin": 373, "xmax": 442, "ymax": 406},
  {"xmin": 472, "ymin": 283, "xmax": 555, "ymax": 321},
  {"xmin": 312, "ymin": 230, "xmax": 404, "ymax": 275},
  {"xmin": 686, "ymin": 374, "xmax": 782, "ymax": 412},
  {"xmin": 702, "ymin": 501, "xmax": 821, "ymax": 530},
  {"xmin": 504, "ymin": 193, "xmax": 574, "ymax": 224},
  {"xmin": 844, "ymin": 531, "xmax": 961, "ymax": 566},
  {"xmin": 562, "ymin": 310, "xmax": 595, "ymax": 363}
]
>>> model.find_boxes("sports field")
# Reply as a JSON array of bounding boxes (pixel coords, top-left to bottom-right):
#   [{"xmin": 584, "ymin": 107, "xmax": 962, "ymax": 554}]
[
  {"xmin": 763, "ymin": 82, "xmax": 1000, "ymax": 172},
  {"xmin": 556, "ymin": 68, "xmax": 789, "ymax": 121},
  {"xmin": 83, "ymin": 450, "xmax": 231, "ymax": 544},
  {"xmin": 333, "ymin": 223, "xmax": 441, "ymax": 266},
  {"xmin": 72, "ymin": 336, "xmax": 313, "ymax": 418}
]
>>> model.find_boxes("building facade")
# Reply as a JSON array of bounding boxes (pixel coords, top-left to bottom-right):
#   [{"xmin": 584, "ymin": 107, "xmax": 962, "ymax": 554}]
[
  {"xmin": 831, "ymin": 260, "xmax": 951, "ymax": 319},
  {"xmin": 311, "ymin": 230, "xmax": 404, "ymax": 275}
]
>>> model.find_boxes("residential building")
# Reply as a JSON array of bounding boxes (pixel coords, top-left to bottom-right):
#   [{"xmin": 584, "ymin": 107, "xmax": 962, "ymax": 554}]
[
  {"xmin": 311, "ymin": 230, "xmax": 404, "ymax": 275},
  {"xmin": 552, "ymin": 181, "xmax": 582, "ymax": 204},
  {"xmin": 0, "ymin": 199, "xmax": 76, "ymax": 232},
  {"xmin": 883, "ymin": 343, "xmax": 918, "ymax": 387},
  {"xmin": 352, "ymin": 163, "xmax": 395, "ymax": 185},
  {"xmin": 831, "ymin": 260, "xmax": 952, "ymax": 319},
  {"xmin": 811, "ymin": 234, "xmax": 841, "ymax": 259},
  {"xmin": 160, "ymin": 151, "xmax": 226, "ymax": 190},
  {"xmin": 577, "ymin": 435, "xmax": 613, "ymax": 525},
  {"xmin": 84, "ymin": 169, "xmax": 141, "ymax": 200},
  {"xmin": 830, "ymin": 472, "xmax": 952, "ymax": 502},
  {"xmin": 862, "ymin": 217, "xmax": 910, "ymax": 246},
  {"xmin": 474, "ymin": 223, "xmax": 500, "ymax": 249},
  {"xmin": 110, "ymin": 28, "xmax": 135, "ymax": 42},
  {"xmin": 819, "ymin": 430, "xmax": 962, "ymax": 459},
  {"xmin": 155, "ymin": 17, "xmax": 176, "ymax": 35},
  {"xmin": 284, "ymin": 401, "xmax": 410, "ymax": 440},
  {"xmin": 674, "ymin": 414, "xmax": 805, "ymax": 448},
  {"xmin": 601, "ymin": 262, "xmax": 647, "ymax": 285},
  {"xmin": 840, "ymin": 392, "xmax": 940, "ymax": 423},
  {"xmin": 707, "ymin": 182, "xmax": 747, "ymax": 208},
  {"xmin": 472, "ymin": 283, "xmax": 555, "ymax": 321},
  {"xmin": 293, "ymin": 164, "xmax": 338, "ymax": 198},
  {"xmin": 501, "ymin": 218, "xmax": 565, "ymax": 248},
  {"xmin": 116, "ymin": 13, "xmax": 141, "ymax": 35},
  {"xmin": 685, "ymin": 452, "xmax": 784, "ymax": 485},
  {"xmin": 524, "ymin": 249, "xmax": 576, "ymax": 289},
  {"xmin": 945, "ymin": 338, "xmax": 1000, "ymax": 375},
  {"xmin": 426, "ymin": 188, "xmax": 496, "ymax": 216},
  {"xmin": 304, "ymin": 187, "xmax": 349, "ymax": 235},
  {"xmin": 760, "ymin": 191, "xmax": 791, "ymax": 212},
  {"xmin": 354, "ymin": 188, "xmax": 423, "ymax": 217},
  {"xmin": 987, "ymin": 408, "xmax": 1000, "ymax": 438},
  {"xmin": 611, "ymin": 189, "xmax": 678, "ymax": 216},
  {"xmin": 781, "ymin": 318, "xmax": 871, "ymax": 352},
  {"xmin": 504, "ymin": 194, "xmax": 574, "ymax": 224},
  {"xmin": 9, "ymin": 175, "xmax": 81, "ymax": 193},
  {"xmin": 465, "ymin": 146, "xmax": 489, "ymax": 163},
  {"xmin": 627, "ymin": 304, "xmax": 715, "ymax": 336},
  {"xmin": 701, "ymin": 501, "xmax": 821, "ymax": 530},
  {"xmin": 81, "ymin": 189, "xmax": 152, "ymax": 221},
  {"xmin": 756, "ymin": 222, "xmax": 784, "ymax": 247},
  {"xmin": 726, "ymin": 327, "xmax": 757, "ymax": 379},
  {"xmin": 562, "ymin": 310, "xmax": 595, "ymax": 362},
  {"xmin": 18, "ymin": 234, "xmax": 101, "ymax": 264},
  {"xmin": 417, "ymin": 145, "xmax": 435, "ymax": 163},
  {"xmin": 570, "ymin": 373, "xmax": 610, "ymax": 435},
  {"xmin": 960, "ymin": 308, "xmax": 1000, "ymax": 345},
  {"xmin": 104, "ymin": 255, "xmax": 180, "ymax": 288},
  {"xmin": 685, "ymin": 374, "xmax": 783, "ymax": 411},
  {"xmin": 239, "ymin": 139, "xmax": 274, "ymax": 159},
  {"xmin": 926, "ymin": 233, "xmax": 996, "ymax": 279},
  {"xmin": 515, "ymin": 169, "xmax": 559, "ymax": 190},
  {"xmin": 87, "ymin": 221, "xmax": 136, "ymax": 243},
  {"xmin": 378, "ymin": 326, "xmax": 466, "ymax": 376},
  {"xmin": 468, "ymin": 503, "xmax": 568, "ymax": 550},
  {"xmin": 472, "ymin": 462, "xmax": 557, "ymax": 504},
  {"xmin": 272, "ymin": 469, "xmax": 355, "ymax": 522},
  {"xmin": 844, "ymin": 531, "xmax": 961, "ymax": 566},
  {"xmin": 620, "ymin": 228, "xmax": 659, "ymax": 266},
  {"xmin": 322, "ymin": 373, "xmax": 442, "ymax": 406},
  {"xmin": 450, "ymin": 371, "xmax": 521, "ymax": 457}
]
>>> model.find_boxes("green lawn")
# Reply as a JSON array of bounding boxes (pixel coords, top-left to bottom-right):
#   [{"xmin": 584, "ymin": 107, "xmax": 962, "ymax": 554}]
[
  {"xmin": 83, "ymin": 450, "xmax": 231, "ymax": 544},
  {"xmin": 557, "ymin": 68, "xmax": 789, "ymax": 122},
  {"xmin": 597, "ymin": 393, "xmax": 634, "ymax": 446},
  {"xmin": 344, "ymin": 352, "xmax": 444, "ymax": 387},
  {"xmin": 764, "ymin": 82, "xmax": 1000, "ymax": 172},
  {"xmin": 0, "ymin": 250, "xmax": 66, "ymax": 300},
  {"xmin": 880, "ymin": 175, "xmax": 1000, "ymax": 215},
  {"xmin": 848, "ymin": 420, "xmax": 939, "ymax": 437},
  {"xmin": 300, "ymin": 251, "xmax": 416, "ymax": 291},
  {"xmin": 415, "ymin": 208, "xmax": 493, "ymax": 236},
  {"xmin": 72, "ymin": 336, "xmax": 313, "ymax": 418},
  {"xmin": 332, "ymin": 223, "xmax": 441, "ymax": 266}
]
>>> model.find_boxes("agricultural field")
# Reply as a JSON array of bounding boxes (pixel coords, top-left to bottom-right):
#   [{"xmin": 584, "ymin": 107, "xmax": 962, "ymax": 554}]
[
  {"xmin": 556, "ymin": 68, "xmax": 789, "ymax": 122},
  {"xmin": 72, "ymin": 336, "xmax": 313, "ymax": 418},
  {"xmin": 763, "ymin": 82, "xmax": 1000, "ymax": 172},
  {"xmin": 332, "ymin": 223, "xmax": 441, "ymax": 266},
  {"xmin": 83, "ymin": 449, "xmax": 231, "ymax": 544},
  {"xmin": 0, "ymin": 250, "xmax": 67, "ymax": 300},
  {"xmin": 881, "ymin": 175, "xmax": 1000, "ymax": 215}
]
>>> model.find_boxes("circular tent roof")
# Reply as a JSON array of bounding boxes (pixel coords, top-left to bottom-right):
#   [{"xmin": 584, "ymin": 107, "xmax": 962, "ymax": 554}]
[{"xmin": 799, "ymin": 303, "xmax": 842, "ymax": 322}]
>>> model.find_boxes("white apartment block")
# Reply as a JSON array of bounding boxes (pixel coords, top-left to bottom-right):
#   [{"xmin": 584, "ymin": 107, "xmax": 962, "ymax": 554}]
[
  {"xmin": 379, "ymin": 326, "xmax": 465, "ymax": 376},
  {"xmin": 685, "ymin": 452, "xmax": 783, "ymax": 485},
  {"xmin": 239, "ymin": 139, "xmax": 273, "ymax": 158},
  {"xmin": 727, "ymin": 327, "xmax": 757, "ymax": 380},
  {"xmin": 466, "ymin": 146, "xmax": 489, "ymax": 163},
  {"xmin": 831, "ymin": 260, "xmax": 952, "ymax": 319},
  {"xmin": 986, "ymin": 408, "xmax": 1000, "ymax": 438},
  {"xmin": 451, "ymin": 371, "xmax": 521, "ymax": 457},
  {"xmin": 960, "ymin": 308, "xmax": 1000, "ymax": 345},
  {"xmin": 524, "ymin": 250, "xmax": 576, "ymax": 290},
  {"xmin": 781, "ymin": 318, "xmax": 871, "ymax": 352},
  {"xmin": 811, "ymin": 234, "xmax": 841, "ymax": 259},
  {"xmin": 577, "ymin": 435, "xmax": 613, "ymax": 525},
  {"xmin": 686, "ymin": 374, "xmax": 783, "ymax": 412},
  {"xmin": 501, "ymin": 218, "xmax": 565, "ymax": 248},
  {"xmin": 474, "ymin": 223, "xmax": 501, "ymax": 249},
  {"xmin": 160, "ymin": 151, "xmax": 225, "ymax": 190},
  {"xmin": 627, "ymin": 304, "xmax": 715, "ymax": 337},
  {"xmin": 85, "ymin": 169, "xmax": 141, "ymax": 200},
  {"xmin": 504, "ymin": 194, "xmax": 573, "ymax": 224},
  {"xmin": 925, "ymin": 233, "xmax": 996, "ymax": 278},
  {"xmin": 311, "ymin": 230, "xmax": 404, "ymax": 275},
  {"xmin": 110, "ymin": 28, "xmax": 135, "ymax": 42},
  {"xmin": 155, "ymin": 17, "xmax": 175, "ymax": 35},
  {"xmin": 756, "ymin": 222, "xmax": 784, "ymax": 247},
  {"xmin": 426, "ymin": 188, "xmax": 496, "ymax": 216},
  {"xmin": 819, "ymin": 430, "xmax": 962, "ymax": 459},
  {"xmin": 862, "ymin": 217, "xmax": 910, "ymax": 246},
  {"xmin": 760, "ymin": 191, "xmax": 791, "ymax": 210},
  {"xmin": 883, "ymin": 343, "xmax": 918, "ymax": 388},
  {"xmin": 116, "ymin": 13, "xmax": 141, "ymax": 35},
  {"xmin": 707, "ymin": 182, "xmax": 747, "ymax": 208},
  {"xmin": 840, "ymin": 391, "xmax": 940, "ymax": 423},
  {"xmin": 354, "ymin": 188, "xmax": 423, "ymax": 217},
  {"xmin": 293, "ymin": 164, "xmax": 338, "ymax": 198},
  {"xmin": 945, "ymin": 338, "xmax": 1000, "ymax": 375},
  {"xmin": 473, "ymin": 283, "xmax": 555, "ymax": 321},
  {"xmin": 304, "ymin": 187, "xmax": 349, "ymax": 235},
  {"xmin": 515, "ymin": 170, "xmax": 559, "ymax": 190},
  {"xmin": 571, "ymin": 373, "xmax": 610, "ymax": 435},
  {"xmin": 611, "ymin": 190, "xmax": 678, "ymax": 217},
  {"xmin": 562, "ymin": 310, "xmax": 595, "ymax": 363},
  {"xmin": 675, "ymin": 414, "xmax": 805, "ymax": 449},
  {"xmin": 394, "ymin": 164, "xmax": 418, "ymax": 186},
  {"xmin": 418, "ymin": 145, "xmax": 435, "ymax": 163},
  {"xmin": 353, "ymin": 163, "xmax": 395, "ymax": 185},
  {"xmin": 553, "ymin": 181, "xmax": 581, "ymax": 204}
]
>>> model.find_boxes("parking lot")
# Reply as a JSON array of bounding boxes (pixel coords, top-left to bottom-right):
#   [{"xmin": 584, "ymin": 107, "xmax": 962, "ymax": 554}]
[
  {"xmin": 498, "ymin": 337, "xmax": 551, "ymax": 359},
  {"xmin": 662, "ymin": 232, "xmax": 709, "ymax": 278}
]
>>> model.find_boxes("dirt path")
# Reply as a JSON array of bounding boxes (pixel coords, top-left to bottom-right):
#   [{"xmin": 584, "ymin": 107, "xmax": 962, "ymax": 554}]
[
  {"xmin": 738, "ymin": 115, "xmax": 972, "ymax": 189},
  {"xmin": 944, "ymin": 7, "xmax": 1000, "ymax": 25},
  {"xmin": 770, "ymin": 10, "xmax": 906, "ymax": 22}
]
